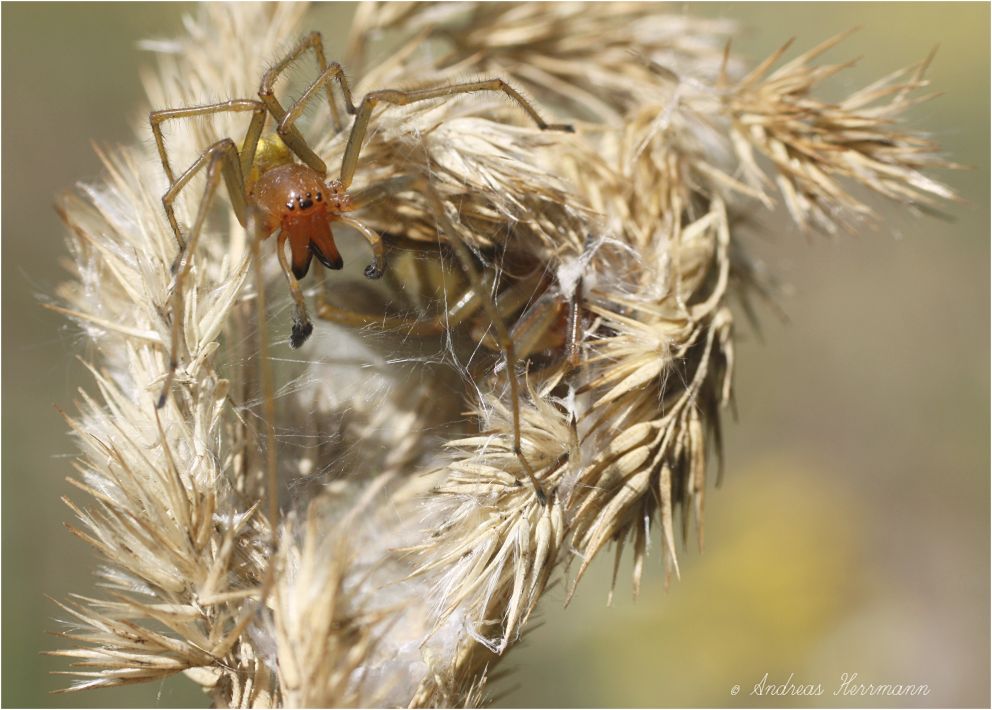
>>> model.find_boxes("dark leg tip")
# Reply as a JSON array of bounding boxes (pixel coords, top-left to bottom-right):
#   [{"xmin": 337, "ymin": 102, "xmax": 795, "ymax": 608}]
[
  {"xmin": 290, "ymin": 320, "xmax": 314, "ymax": 349},
  {"xmin": 514, "ymin": 476, "xmax": 549, "ymax": 506},
  {"xmin": 363, "ymin": 261, "xmax": 385, "ymax": 280},
  {"xmin": 156, "ymin": 392, "xmax": 167, "ymax": 409}
]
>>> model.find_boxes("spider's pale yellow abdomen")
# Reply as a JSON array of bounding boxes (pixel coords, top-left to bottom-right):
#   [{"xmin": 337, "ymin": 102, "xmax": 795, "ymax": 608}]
[{"xmin": 246, "ymin": 133, "xmax": 294, "ymax": 194}]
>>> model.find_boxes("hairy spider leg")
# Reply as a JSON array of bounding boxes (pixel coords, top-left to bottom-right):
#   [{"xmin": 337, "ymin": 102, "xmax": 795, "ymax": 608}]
[
  {"xmin": 150, "ymin": 99, "xmax": 266, "ymax": 249},
  {"xmin": 272, "ymin": 61, "xmax": 358, "ymax": 176},
  {"xmin": 259, "ymin": 31, "xmax": 354, "ymax": 175},
  {"xmin": 339, "ymin": 80, "xmax": 575, "ymax": 190},
  {"xmin": 335, "ymin": 216, "xmax": 383, "ymax": 280},
  {"xmin": 156, "ymin": 139, "xmax": 245, "ymax": 408}
]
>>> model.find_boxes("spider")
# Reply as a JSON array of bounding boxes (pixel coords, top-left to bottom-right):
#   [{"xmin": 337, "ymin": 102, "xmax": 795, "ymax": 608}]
[
  {"xmin": 152, "ymin": 32, "xmax": 574, "ymax": 501},
  {"xmin": 315, "ymin": 232, "xmax": 587, "ymax": 375}
]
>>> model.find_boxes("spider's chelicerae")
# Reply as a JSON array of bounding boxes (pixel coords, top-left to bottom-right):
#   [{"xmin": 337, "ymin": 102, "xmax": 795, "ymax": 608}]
[{"xmin": 153, "ymin": 32, "xmax": 574, "ymax": 501}]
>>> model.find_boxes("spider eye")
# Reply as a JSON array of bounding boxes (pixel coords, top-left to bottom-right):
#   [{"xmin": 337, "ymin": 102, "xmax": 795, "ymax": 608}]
[
  {"xmin": 315, "ymin": 192, "xmax": 322, "ymax": 202},
  {"xmin": 286, "ymin": 202, "xmax": 295, "ymax": 211}
]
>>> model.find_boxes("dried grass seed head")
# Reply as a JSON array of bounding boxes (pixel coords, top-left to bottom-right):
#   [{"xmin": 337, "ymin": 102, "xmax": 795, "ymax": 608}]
[{"xmin": 51, "ymin": 3, "xmax": 955, "ymax": 706}]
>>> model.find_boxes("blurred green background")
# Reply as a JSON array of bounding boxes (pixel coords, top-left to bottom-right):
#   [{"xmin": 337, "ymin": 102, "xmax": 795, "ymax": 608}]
[{"xmin": 2, "ymin": 3, "xmax": 987, "ymax": 708}]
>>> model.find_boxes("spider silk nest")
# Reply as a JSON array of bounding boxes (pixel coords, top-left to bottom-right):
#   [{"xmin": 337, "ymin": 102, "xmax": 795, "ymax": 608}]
[{"xmin": 51, "ymin": 3, "xmax": 954, "ymax": 707}]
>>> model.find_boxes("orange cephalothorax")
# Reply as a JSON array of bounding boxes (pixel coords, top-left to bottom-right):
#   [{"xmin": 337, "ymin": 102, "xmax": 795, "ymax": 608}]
[{"xmin": 252, "ymin": 163, "xmax": 345, "ymax": 279}]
